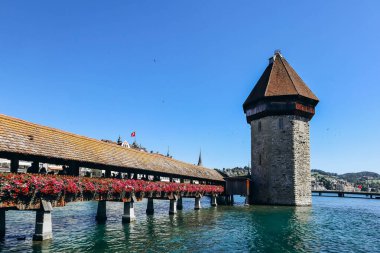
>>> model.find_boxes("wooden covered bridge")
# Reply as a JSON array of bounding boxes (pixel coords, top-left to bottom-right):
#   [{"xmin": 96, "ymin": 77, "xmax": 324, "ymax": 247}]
[
  {"xmin": 0, "ymin": 113, "xmax": 225, "ymax": 241},
  {"xmin": 0, "ymin": 114, "xmax": 224, "ymax": 183}
]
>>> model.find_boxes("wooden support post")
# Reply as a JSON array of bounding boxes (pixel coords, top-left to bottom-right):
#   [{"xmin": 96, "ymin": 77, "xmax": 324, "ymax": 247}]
[
  {"xmin": 105, "ymin": 170, "xmax": 111, "ymax": 178},
  {"xmin": 211, "ymin": 195, "xmax": 217, "ymax": 207},
  {"xmin": 225, "ymin": 195, "xmax": 230, "ymax": 205},
  {"xmin": 169, "ymin": 199, "xmax": 177, "ymax": 215},
  {"xmin": 33, "ymin": 201, "xmax": 53, "ymax": 241},
  {"xmin": 194, "ymin": 197, "xmax": 201, "ymax": 210},
  {"xmin": 230, "ymin": 195, "xmax": 234, "ymax": 206},
  {"xmin": 122, "ymin": 201, "xmax": 136, "ymax": 223},
  {"xmin": 96, "ymin": 200, "xmax": 107, "ymax": 222},
  {"xmin": 31, "ymin": 161, "xmax": 39, "ymax": 173},
  {"xmin": 71, "ymin": 164, "xmax": 80, "ymax": 176},
  {"xmin": 244, "ymin": 196, "xmax": 249, "ymax": 206},
  {"xmin": 0, "ymin": 209, "xmax": 5, "ymax": 238},
  {"xmin": 146, "ymin": 198, "xmax": 154, "ymax": 215},
  {"xmin": 177, "ymin": 178, "xmax": 185, "ymax": 210},
  {"xmin": 10, "ymin": 159, "xmax": 19, "ymax": 173},
  {"xmin": 319, "ymin": 192, "xmax": 322, "ymax": 196},
  {"xmin": 176, "ymin": 197, "xmax": 183, "ymax": 210}
]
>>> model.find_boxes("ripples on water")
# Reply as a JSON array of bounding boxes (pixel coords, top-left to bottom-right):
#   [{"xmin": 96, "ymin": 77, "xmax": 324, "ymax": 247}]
[{"xmin": 0, "ymin": 196, "xmax": 379, "ymax": 252}]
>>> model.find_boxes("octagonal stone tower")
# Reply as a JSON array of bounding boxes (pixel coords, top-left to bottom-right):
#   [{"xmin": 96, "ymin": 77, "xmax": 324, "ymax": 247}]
[{"xmin": 243, "ymin": 51, "xmax": 319, "ymax": 206}]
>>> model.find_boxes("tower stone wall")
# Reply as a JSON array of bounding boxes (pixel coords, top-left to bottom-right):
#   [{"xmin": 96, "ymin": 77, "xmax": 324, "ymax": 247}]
[{"xmin": 251, "ymin": 115, "xmax": 311, "ymax": 205}]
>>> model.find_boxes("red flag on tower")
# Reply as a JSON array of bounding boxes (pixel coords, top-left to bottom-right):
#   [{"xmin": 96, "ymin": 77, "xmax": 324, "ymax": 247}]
[{"xmin": 131, "ymin": 131, "xmax": 136, "ymax": 137}]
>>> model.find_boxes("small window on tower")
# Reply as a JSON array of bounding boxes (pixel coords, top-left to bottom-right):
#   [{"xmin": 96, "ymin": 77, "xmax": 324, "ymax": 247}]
[
  {"xmin": 259, "ymin": 154, "xmax": 262, "ymax": 165},
  {"xmin": 279, "ymin": 118, "xmax": 284, "ymax": 130},
  {"xmin": 258, "ymin": 121, "xmax": 262, "ymax": 132}
]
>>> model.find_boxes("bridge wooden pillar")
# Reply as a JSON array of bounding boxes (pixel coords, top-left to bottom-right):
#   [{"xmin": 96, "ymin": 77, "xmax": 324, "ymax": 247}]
[
  {"xmin": 0, "ymin": 209, "xmax": 5, "ymax": 238},
  {"xmin": 122, "ymin": 201, "xmax": 136, "ymax": 223},
  {"xmin": 104, "ymin": 170, "xmax": 111, "ymax": 178},
  {"xmin": 33, "ymin": 201, "xmax": 53, "ymax": 241},
  {"xmin": 96, "ymin": 200, "xmax": 107, "ymax": 222},
  {"xmin": 244, "ymin": 196, "xmax": 249, "ymax": 206},
  {"xmin": 176, "ymin": 197, "xmax": 183, "ymax": 210},
  {"xmin": 70, "ymin": 164, "xmax": 80, "ymax": 176},
  {"xmin": 211, "ymin": 195, "xmax": 217, "ymax": 207},
  {"xmin": 10, "ymin": 159, "xmax": 19, "ymax": 173},
  {"xmin": 30, "ymin": 161, "xmax": 39, "ymax": 173},
  {"xmin": 176, "ymin": 178, "xmax": 184, "ymax": 210},
  {"xmin": 169, "ymin": 199, "xmax": 177, "ymax": 215},
  {"xmin": 194, "ymin": 197, "xmax": 201, "ymax": 210},
  {"xmin": 146, "ymin": 198, "xmax": 154, "ymax": 215}
]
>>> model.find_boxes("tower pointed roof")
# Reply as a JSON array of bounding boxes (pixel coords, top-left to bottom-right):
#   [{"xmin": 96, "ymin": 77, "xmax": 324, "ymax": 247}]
[
  {"xmin": 197, "ymin": 150, "xmax": 203, "ymax": 166},
  {"xmin": 243, "ymin": 51, "xmax": 319, "ymax": 113}
]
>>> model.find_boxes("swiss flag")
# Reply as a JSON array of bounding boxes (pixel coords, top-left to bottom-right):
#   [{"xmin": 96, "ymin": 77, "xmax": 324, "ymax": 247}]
[{"xmin": 131, "ymin": 131, "xmax": 136, "ymax": 137}]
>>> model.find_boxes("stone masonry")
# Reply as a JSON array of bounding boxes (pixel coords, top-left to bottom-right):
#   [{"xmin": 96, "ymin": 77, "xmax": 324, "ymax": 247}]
[{"xmin": 251, "ymin": 115, "xmax": 312, "ymax": 206}]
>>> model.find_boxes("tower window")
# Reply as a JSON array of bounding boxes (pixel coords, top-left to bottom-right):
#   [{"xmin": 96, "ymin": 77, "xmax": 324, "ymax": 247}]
[
  {"xmin": 259, "ymin": 154, "xmax": 262, "ymax": 165},
  {"xmin": 279, "ymin": 118, "xmax": 284, "ymax": 130},
  {"xmin": 258, "ymin": 121, "xmax": 262, "ymax": 132}
]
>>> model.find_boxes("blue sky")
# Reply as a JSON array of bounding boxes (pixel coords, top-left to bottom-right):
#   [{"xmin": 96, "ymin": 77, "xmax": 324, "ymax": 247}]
[{"xmin": 0, "ymin": 1, "xmax": 379, "ymax": 174}]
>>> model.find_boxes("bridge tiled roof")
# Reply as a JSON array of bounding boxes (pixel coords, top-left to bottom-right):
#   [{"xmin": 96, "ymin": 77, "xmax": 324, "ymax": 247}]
[{"xmin": 0, "ymin": 114, "xmax": 224, "ymax": 182}]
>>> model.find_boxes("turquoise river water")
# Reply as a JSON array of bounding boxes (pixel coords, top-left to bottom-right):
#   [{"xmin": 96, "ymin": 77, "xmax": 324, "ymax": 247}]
[{"xmin": 0, "ymin": 195, "xmax": 379, "ymax": 252}]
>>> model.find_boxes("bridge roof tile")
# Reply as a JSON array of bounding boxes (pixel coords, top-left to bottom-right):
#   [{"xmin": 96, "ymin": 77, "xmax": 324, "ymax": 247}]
[{"xmin": 0, "ymin": 114, "xmax": 224, "ymax": 182}]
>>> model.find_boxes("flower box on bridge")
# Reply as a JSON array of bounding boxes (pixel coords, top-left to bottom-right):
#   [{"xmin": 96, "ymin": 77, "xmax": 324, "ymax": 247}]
[{"xmin": 0, "ymin": 173, "xmax": 224, "ymax": 210}]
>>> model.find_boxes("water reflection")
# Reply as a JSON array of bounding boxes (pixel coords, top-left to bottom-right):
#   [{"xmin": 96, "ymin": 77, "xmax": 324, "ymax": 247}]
[
  {"xmin": 93, "ymin": 223, "xmax": 108, "ymax": 252},
  {"xmin": 248, "ymin": 206, "xmax": 313, "ymax": 252},
  {"xmin": 32, "ymin": 239, "xmax": 52, "ymax": 253}
]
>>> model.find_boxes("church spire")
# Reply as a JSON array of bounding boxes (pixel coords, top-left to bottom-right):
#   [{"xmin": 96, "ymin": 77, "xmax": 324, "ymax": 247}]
[{"xmin": 197, "ymin": 150, "xmax": 203, "ymax": 166}]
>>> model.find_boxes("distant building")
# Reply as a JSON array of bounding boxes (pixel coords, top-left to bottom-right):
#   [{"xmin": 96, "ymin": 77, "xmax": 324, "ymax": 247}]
[{"xmin": 311, "ymin": 176, "xmax": 326, "ymax": 191}]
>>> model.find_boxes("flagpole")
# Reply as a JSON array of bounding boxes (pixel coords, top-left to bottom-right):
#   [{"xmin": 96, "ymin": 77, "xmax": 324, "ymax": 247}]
[{"xmin": 131, "ymin": 131, "xmax": 136, "ymax": 146}]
